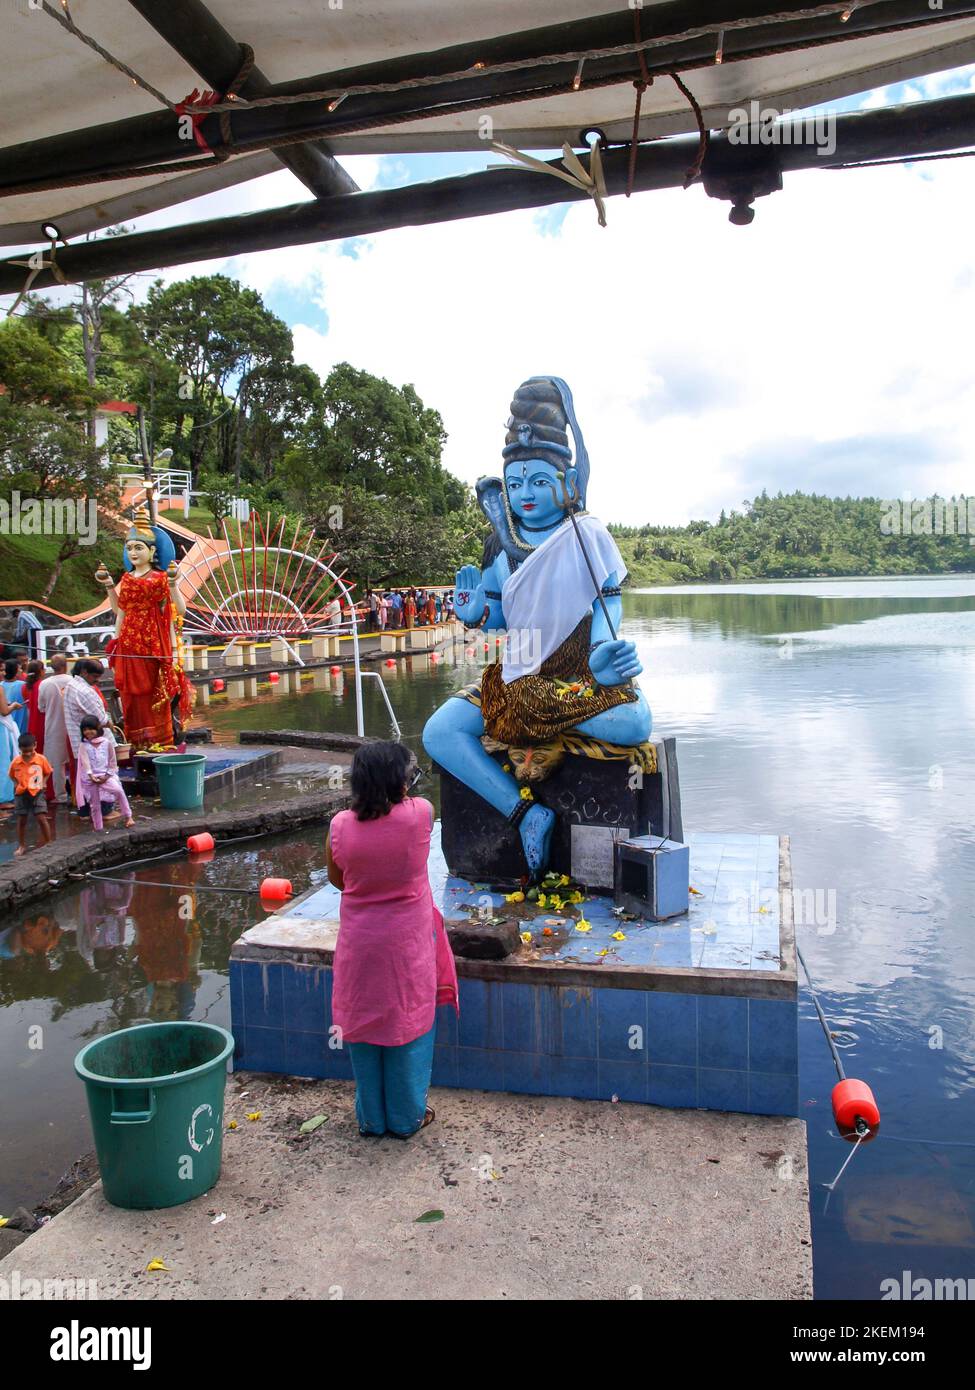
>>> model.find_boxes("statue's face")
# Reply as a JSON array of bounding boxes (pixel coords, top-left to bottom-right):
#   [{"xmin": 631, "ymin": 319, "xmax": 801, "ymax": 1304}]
[
  {"xmin": 126, "ymin": 538, "xmax": 155, "ymax": 567},
  {"xmin": 504, "ymin": 459, "xmax": 577, "ymax": 526}
]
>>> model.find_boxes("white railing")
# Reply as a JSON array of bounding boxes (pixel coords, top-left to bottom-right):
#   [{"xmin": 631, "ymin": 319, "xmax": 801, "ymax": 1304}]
[
  {"xmin": 115, "ymin": 467, "xmax": 249, "ymax": 524},
  {"xmin": 37, "ymin": 625, "xmax": 115, "ymax": 663},
  {"xmin": 116, "ymin": 466, "xmax": 192, "ymax": 498}
]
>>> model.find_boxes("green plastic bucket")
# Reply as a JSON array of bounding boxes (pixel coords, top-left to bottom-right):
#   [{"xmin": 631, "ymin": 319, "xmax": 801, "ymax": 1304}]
[
  {"xmin": 153, "ymin": 752, "xmax": 206, "ymax": 810},
  {"xmin": 74, "ymin": 1022, "xmax": 234, "ymax": 1210}
]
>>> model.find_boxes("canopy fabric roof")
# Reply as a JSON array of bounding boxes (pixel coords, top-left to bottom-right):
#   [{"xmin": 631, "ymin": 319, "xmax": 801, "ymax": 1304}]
[{"xmin": 3, "ymin": 0, "xmax": 975, "ymax": 246}]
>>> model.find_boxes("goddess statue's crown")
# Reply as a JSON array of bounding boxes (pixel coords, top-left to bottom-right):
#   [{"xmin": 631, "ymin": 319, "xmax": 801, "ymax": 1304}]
[{"xmin": 126, "ymin": 506, "xmax": 157, "ymax": 546}]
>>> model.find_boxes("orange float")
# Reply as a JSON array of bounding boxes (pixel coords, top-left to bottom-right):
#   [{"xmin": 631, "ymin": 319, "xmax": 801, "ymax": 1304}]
[
  {"xmin": 259, "ymin": 877, "xmax": 293, "ymax": 902},
  {"xmin": 832, "ymin": 1079, "xmax": 880, "ymax": 1131}
]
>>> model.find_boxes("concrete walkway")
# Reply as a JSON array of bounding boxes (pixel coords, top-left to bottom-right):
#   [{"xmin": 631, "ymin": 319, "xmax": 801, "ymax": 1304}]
[{"xmin": 1, "ymin": 1073, "xmax": 812, "ymax": 1300}]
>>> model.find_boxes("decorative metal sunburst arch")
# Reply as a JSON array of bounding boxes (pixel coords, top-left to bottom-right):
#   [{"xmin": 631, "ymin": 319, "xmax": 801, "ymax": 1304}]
[
  {"xmin": 180, "ymin": 513, "xmax": 354, "ymax": 640},
  {"xmin": 179, "ymin": 512, "xmax": 392, "ymax": 738}
]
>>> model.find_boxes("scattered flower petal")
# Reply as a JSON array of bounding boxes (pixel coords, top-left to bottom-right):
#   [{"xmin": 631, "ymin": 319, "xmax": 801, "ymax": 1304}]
[{"xmin": 299, "ymin": 1114, "xmax": 328, "ymax": 1134}]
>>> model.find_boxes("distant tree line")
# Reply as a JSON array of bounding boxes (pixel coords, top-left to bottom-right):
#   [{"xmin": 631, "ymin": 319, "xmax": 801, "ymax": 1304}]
[{"xmin": 611, "ymin": 490, "xmax": 975, "ymax": 585}]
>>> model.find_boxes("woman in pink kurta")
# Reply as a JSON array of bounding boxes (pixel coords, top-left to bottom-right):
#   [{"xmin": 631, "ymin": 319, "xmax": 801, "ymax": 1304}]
[{"xmin": 327, "ymin": 741, "xmax": 458, "ymax": 1138}]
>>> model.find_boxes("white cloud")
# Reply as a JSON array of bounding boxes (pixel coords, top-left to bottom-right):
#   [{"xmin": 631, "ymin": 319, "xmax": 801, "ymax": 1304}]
[{"xmin": 217, "ymin": 151, "xmax": 975, "ymax": 526}]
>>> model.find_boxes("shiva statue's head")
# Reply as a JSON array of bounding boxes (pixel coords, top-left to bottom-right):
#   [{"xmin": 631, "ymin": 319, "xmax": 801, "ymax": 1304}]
[{"xmin": 478, "ymin": 377, "xmax": 592, "ymax": 563}]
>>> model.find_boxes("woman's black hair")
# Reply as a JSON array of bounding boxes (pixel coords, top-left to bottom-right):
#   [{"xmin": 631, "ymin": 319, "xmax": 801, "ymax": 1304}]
[
  {"xmin": 4, "ymin": 659, "xmax": 18, "ymax": 682},
  {"xmin": 349, "ymin": 740, "xmax": 415, "ymax": 821},
  {"xmin": 80, "ymin": 715, "xmax": 102, "ymax": 735}
]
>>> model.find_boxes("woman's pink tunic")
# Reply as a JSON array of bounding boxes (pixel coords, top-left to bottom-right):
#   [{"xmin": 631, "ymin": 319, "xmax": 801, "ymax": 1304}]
[{"xmin": 330, "ymin": 796, "xmax": 458, "ymax": 1046}]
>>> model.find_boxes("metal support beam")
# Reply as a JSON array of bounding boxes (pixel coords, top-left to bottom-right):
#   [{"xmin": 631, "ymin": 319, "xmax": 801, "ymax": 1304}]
[
  {"xmin": 3, "ymin": 1, "xmax": 974, "ymax": 195},
  {"xmin": 125, "ymin": 0, "xmax": 357, "ymax": 197},
  {"xmin": 3, "ymin": 93, "xmax": 974, "ymax": 295}
]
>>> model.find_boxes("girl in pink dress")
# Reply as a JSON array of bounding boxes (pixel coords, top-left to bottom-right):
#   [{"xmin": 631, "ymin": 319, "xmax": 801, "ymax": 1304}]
[
  {"xmin": 327, "ymin": 741, "xmax": 458, "ymax": 1138},
  {"xmin": 77, "ymin": 716, "xmax": 135, "ymax": 830}
]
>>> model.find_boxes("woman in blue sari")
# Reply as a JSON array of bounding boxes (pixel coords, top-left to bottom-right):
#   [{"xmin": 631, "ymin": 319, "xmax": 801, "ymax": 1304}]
[
  {"xmin": 0, "ymin": 680, "xmax": 23, "ymax": 806},
  {"xmin": 2, "ymin": 659, "xmax": 28, "ymax": 735}
]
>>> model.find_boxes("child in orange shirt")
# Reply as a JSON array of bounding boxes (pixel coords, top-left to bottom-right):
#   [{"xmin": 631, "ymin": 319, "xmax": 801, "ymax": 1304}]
[{"xmin": 9, "ymin": 732, "xmax": 53, "ymax": 857}]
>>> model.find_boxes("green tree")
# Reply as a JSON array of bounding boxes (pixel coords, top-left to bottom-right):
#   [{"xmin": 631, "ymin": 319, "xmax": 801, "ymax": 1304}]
[
  {"xmin": 136, "ymin": 275, "xmax": 293, "ymax": 478},
  {"xmin": 290, "ymin": 363, "xmax": 459, "ymax": 514}
]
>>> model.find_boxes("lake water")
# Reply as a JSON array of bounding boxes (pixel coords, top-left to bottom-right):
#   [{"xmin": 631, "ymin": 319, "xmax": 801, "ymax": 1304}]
[{"xmin": 2, "ymin": 575, "xmax": 973, "ymax": 1299}]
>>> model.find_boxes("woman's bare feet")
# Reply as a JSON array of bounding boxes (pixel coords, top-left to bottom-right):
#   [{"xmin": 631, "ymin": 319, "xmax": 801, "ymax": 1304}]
[
  {"xmin": 124, "ymin": 818, "xmax": 135, "ymax": 827},
  {"xmin": 14, "ymin": 845, "xmax": 25, "ymax": 857}
]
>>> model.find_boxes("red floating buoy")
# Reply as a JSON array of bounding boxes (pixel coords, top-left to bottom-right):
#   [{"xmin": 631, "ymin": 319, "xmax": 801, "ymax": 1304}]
[
  {"xmin": 259, "ymin": 877, "xmax": 293, "ymax": 902},
  {"xmin": 385, "ymin": 659, "xmax": 396, "ymax": 668},
  {"xmin": 269, "ymin": 671, "xmax": 280, "ymax": 684},
  {"xmin": 187, "ymin": 832, "xmax": 215, "ymax": 855},
  {"xmin": 330, "ymin": 665, "xmax": 341, "ymax": 675},
  {"xmin": 832, "ymin": 1078, "xmax": 881, "ymax": 1132},
  {"xmin": 212, "ymin": 678, "xmax": 225, "ymax": 692}
]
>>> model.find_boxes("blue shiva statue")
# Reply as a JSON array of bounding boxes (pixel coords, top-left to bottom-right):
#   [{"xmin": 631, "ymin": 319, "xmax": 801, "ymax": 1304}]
[{"xmin": 422, "ymin": 377, "xmax": 652, "ymax": 879}]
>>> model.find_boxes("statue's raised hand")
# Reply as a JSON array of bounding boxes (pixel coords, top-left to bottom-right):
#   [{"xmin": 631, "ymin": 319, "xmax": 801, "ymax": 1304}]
[
  {"xmin": 94, "ymin": 564, "xmax": 115, "ymax": 588},
  {"xmin": 453, "ymin": 564, "xmax": 485, "ymax": 624},
  {"xmin": 590, "ymin": 638, "xmax": 643, "ymax": 687}
]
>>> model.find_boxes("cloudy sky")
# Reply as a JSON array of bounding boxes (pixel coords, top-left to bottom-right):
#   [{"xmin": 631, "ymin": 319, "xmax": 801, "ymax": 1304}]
[{"xmin": 9, "ymin": 66, "xmax": 975, "ymax": 527}]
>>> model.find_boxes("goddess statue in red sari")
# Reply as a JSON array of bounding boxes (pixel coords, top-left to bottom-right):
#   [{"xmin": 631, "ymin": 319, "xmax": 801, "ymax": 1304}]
[{"xmin": 95, "ymin": 509, "xmax": 194, "ymax": 749}]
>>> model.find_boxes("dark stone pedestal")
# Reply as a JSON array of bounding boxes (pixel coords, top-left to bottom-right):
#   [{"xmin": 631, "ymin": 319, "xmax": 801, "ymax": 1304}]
[{"xmin": 435, "ymin": 736, "xmax": 682, "ymax": 884}]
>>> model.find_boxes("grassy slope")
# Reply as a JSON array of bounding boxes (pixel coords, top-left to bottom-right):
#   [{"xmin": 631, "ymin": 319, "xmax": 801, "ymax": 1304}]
[{"xmin": 0, "ymin": 512, "xmax": 127, "ymax": 614}]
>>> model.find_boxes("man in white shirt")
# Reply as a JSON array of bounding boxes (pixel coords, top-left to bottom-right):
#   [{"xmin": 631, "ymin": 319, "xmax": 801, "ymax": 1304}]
[{"xmin": 36, "ymin": 653, "xmax": 72, "ymax": 803}]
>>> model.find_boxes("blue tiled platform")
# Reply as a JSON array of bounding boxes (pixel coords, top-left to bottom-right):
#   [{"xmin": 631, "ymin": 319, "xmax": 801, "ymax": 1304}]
[
  {"xmin": 120, "ymin": 744, "xmax": 281, "ymax": 795},
  {"xmin": 230, "ymin": 828, "xmax": 798, "ymax": 1117}
]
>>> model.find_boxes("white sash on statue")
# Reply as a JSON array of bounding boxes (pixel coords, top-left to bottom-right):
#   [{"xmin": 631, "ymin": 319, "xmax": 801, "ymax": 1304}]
[{"xmin": 500, "ymin": 515, "xmax": 626, "ymax": 683}]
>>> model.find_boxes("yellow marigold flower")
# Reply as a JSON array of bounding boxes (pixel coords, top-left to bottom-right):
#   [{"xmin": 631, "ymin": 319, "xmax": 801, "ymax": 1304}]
[
  {"xmin": 520, "ymin": 931, "xmax": 533, "ymax": 944},
  {"xmin": 582, "ymin": 687, "xmax": 594, "ymax": 698},
  {"xmin": 568, "ymin": 891, "xmax": 584, "ymax": 904},
  {"xmin": 575, "ymin": 920, "xmax": 592, "ymax": 933},
  {"xmin": 503, "ymin": 764, "xmax": 512, "ymax": 772},
  {"xmin": 558, "ymin": 875, "xmax": 570, "ymax": 886},
  {"xmin": 519, "ymin": 786, "xmax": 533, "ymax": 800},
  {"xmin": 227, "ymin": 1120, "xmax": 238, "ymax": 1131},
  {"xmin": 505, "ymin": 890, "xmax": 525, "ymax": 903},
  {"xmin": 537, "ymin": 894, "xmax": 547, "ymax": 908},
  {"xmin": 246, "ymin": 1111, "xmax": 261, "ymax": 1121},
  {"xmin": 611, "ymin": 929, "xmax": 627, "ymax": 941},
  {"xmin": 549, "ymin": 896, "xmax": 564, "ymax": 911}
]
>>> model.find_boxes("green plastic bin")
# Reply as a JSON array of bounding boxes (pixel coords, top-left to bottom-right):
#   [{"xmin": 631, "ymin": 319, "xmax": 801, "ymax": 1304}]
[
  {"xmin": 153, "ymin": 752, "xmax": 207, "ymax": 810},
  {"xmin": 74, "ymin": 1022, "xmax": 234, "ymax": 1210}
]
